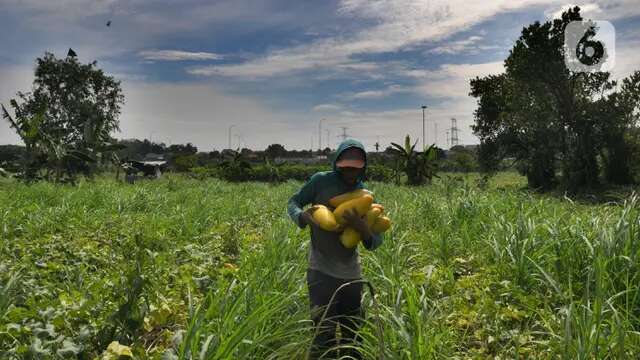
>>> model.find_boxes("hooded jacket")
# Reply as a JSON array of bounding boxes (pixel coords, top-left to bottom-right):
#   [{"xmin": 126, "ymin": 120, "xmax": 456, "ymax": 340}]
[{"xmin": 287, "ymin": 138, "xmax": 383, "ymax": 279}]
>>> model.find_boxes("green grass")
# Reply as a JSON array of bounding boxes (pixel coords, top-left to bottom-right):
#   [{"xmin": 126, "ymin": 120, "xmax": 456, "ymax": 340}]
[{"xmin": 1, "ymin": 173, "xmax": 639, "ymax": 359}]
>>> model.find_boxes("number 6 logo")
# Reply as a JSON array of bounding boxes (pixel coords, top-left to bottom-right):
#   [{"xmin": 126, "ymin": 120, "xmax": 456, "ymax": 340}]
[{"xmin": 564, "ymin": 20, "xmax": 615, "ymax": 73}]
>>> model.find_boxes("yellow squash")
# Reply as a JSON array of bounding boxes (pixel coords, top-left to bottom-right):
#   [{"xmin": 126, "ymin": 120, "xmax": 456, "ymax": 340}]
[
  {"xmin": 340, "ymin": 227, "xmax": 361, "ymax": 248},
  {"xmin": 311, "ymin": 205, "xmax": 339, "ymax": 231},
  {"xmin": 329, "ymin": 189, "xmax": 372, "ymax": 208},
  {"xmin": 371, "ymin": 215, "xmax": 391, "ymax": 233},
  {"xmin": 371, "ymin": 203, "xmax": 384, "ymax": 214},
  {"xmin": 366, "ymin": 207, "xmax": 382, "ymax": 227},
  {"xmin": 333, "ymin": 194, "xmax": 374, "ymax": 225}
]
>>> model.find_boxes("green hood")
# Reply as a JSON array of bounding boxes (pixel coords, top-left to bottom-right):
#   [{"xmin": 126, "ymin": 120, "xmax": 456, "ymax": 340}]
[{"xmin": 332, "ymin": 138, "xmax": 367, "ymax": 183}]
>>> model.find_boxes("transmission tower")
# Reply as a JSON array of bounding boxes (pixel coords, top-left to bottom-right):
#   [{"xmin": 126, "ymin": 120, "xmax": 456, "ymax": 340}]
[
  {"xmin": 339, "ymin": 126, "xmax": 350, "ymax": 141},
  {"xmin": 450, "ymin": 118, "xmax": 459, "ymax": 147}
]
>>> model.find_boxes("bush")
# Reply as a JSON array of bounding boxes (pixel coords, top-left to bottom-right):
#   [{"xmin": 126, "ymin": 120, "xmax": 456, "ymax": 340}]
[
  {"xmin": 173, "ymin": 154, "xmax": 198, "ymax": 172},
  {"xmin": 366, "ymin": 165, "xmax": 393, "ymax": 182}
]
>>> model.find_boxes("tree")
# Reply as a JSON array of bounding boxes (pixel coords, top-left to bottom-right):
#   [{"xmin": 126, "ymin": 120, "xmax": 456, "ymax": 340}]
[
  {"xmin": 264, "ymin": 144, "xmax": 287, "ymax": 159},
  {"xmin": 448, "ymin": 147, "xmax": 477, "ymax": 172},
  {"xmin": 601, "ymin": 71, "xmax": 640, "ymax": 184},
  {"xmin": 167, "ymin": 143, "xmax": 197, "ymax": 155},
  {"xmin": 173, "ymin": 154, "xmax": 198, "ymax": 172},
  {"xmin": 2, "ymin": 52, "xmax": 124, "ymax": 182},
  {"xmin": 470, "ymin": 7, "xmax": 639, "ymax": 191}
]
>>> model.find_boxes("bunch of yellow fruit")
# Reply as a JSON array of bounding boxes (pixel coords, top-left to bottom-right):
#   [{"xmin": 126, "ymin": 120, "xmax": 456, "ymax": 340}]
[{"xmin": 309, "ymin": 189, "xmax": 391, "ymax": 248}]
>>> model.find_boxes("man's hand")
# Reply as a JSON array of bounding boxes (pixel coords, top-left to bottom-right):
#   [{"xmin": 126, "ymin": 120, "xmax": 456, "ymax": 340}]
[{"xmin": 342, "ymin": 208, "xmax": 373, "ymax": 241}]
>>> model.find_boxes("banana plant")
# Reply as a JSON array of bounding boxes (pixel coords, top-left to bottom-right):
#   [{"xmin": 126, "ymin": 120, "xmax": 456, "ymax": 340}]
[
  {"xmin": 264, "ymin": 157, "xmax": 286, "ymax": 182},
  {"xmin": 219, "ymin": 150, "xmax": 252, "ymax": 181},
  {"xmin": 1, "ymin": 103, "xmax": 45, "ymax": 180},
  {"xmin": 389, "ymin": 135, "xmax": 440, "ymax": 185}
]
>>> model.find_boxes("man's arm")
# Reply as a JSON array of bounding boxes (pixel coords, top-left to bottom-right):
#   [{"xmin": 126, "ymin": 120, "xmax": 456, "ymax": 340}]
[{"xmin": 287, "ymin": 174, "xmax": 318, "ymax": 229}]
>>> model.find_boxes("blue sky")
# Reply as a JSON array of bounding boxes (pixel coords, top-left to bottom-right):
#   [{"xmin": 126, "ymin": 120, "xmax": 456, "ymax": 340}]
[{"xmin": 1, "ymin": 0, "xmax": 639, "ymax": 151}]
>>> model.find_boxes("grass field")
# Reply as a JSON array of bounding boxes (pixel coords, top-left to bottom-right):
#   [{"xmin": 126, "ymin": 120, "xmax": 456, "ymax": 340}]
[{"xmin": 1, "ymin": 172, "xmax": 639, "ymax": 359}]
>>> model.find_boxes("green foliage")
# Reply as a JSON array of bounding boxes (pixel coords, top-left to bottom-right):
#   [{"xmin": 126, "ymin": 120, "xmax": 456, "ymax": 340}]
[
  {"xmin": 217, "ymin": 150, "xmax": 252, "ymax": 181},
  {"xmin": 441, "ymin": 147, "xmax": 479, "ymax": 173},
  {"xmin": 470, "ymin": 6, "xmax": 640, "ymax": 191},
  {"xmin": 2, "ymin": 174, "xmax": 640, "ymax": 358},
  {"xmin": 0, "ymin": 272, "xmax": 19, "ymax": 321},
  {"xmin": 264, "ymin": 144, "xmax": 287, "ymax": 159},
  {"xmin": 2, "ymin": 52, "xmax": 124, "ymax": 183},
  {"xmin": 389, "ymin": 135, "xmax": 440, "ymax": 185},
  {"xmin": 0, "ymin": 145, "xmax": 25, "ymax": 172},
  {"xmin": 173, "ymin": 154, "xmax": 198, "ymax": 172}
]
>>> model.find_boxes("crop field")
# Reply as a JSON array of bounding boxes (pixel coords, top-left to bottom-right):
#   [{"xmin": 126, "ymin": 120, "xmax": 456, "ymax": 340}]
[{"xmin": 1, "ymin": 173, "xmax": 639, "ymax": 359}]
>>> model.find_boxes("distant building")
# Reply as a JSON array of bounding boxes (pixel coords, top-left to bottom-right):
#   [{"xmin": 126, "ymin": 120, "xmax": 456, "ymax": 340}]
[
  {"xmin": 143, "ymin": 153, "xmax": 165, "ymax": 161},
  {"xmin": 123, "ymin": 159, "xmax": 168, "ymax": 180}
]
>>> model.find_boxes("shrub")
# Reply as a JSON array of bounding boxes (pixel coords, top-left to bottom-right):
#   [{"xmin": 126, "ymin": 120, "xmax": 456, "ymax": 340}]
[{"xmin": 173, "ymin": 154, "xmax": 198, "ymax": 172}]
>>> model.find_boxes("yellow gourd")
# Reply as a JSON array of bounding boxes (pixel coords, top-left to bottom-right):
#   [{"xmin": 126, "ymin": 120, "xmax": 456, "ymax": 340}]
[
  {"xmin": 333, "ymin": 194, "xmax": 374, "ymax": 225},
  {"xmin": 371, "ymin": 203, "xmax": 384, "ymax": 214},
  {"xmin": 371, "ymin": 216, "xmax": 391, "ymax": 233},
  {"xmin": 310, "ymin": 205, "xmax": 339, "ymax": 231},
  {"xmin": 329, "ymin": 189, "xmax": 372, "ymax": 208},
  {"xmin": 340, "ymin": 227, "xmax": 361, "ymax": 248},
  {"xmin": 366, "ymin": 207, "xmax": 382, "ymax": 227}
]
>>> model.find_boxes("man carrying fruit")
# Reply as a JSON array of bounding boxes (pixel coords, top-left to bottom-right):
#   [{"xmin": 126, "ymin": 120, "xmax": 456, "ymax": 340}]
[{"xmin": 288, "ymin": 138, "xmax": 387, "ymax": 359}]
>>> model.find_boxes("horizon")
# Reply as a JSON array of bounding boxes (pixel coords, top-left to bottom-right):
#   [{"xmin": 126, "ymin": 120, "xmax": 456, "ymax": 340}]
[{"xmin": 1, "ymin": 0, "xmax": 639, "ymax": 151}]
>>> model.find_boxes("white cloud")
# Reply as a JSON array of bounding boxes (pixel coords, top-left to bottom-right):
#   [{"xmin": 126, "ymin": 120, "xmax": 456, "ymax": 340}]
[
  {"xmin": 118, "ymin": 81, "xmax": 314, "ymax": 151},
  {"xmin": 345, "ymin": 84, "xmax": 412, "ymax": 99},
  {"xmin": 412, "ymin": 62, "xmax": 505, "ymax": 99},
  {"xmin": 189, "ymin": 0, "xmax": 557, "ymax": 79},
  {"xmin": 427, "ymin": 35, "xmax": 501, "ymax": 55},
  {"xmin": 138, "ymin": 50, "xmax": 222, "ymax": 61},
  {"xmin": 312, "ymin": 104, "xmax": 342, "ymax": 112},
  {"xmin": 544, "ymin": 2, "xmax": 640, "ymax": 21},
  {"xmin": 322, "ymin": 61, "xmax": 507, "ymax": 148},
  {"xmin": 612, "ymin": 39, "xmax": 640, "ymax": 80}
]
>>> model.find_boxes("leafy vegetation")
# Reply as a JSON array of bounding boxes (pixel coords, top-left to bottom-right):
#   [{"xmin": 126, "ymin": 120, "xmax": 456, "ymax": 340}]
[
  {"xmin": 471, "ymin": 7, "xmax": 640, "ymax": 191},
  {"xmin": 1, "ymin": 52, "xmax": 124, "ymax": 183},
  {"xmin": 389, "ymin": 135, "xmax": 440, "ymax": 185},
  {"xmin": 1, "ymin": 173, "xmax": 639, "ymax": 358}
]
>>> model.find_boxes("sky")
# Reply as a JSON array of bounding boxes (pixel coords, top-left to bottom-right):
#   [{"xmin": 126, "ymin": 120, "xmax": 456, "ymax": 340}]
[{"xmin": 1, "ymin": 0, "xmax": 639, "ymax": 152}]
